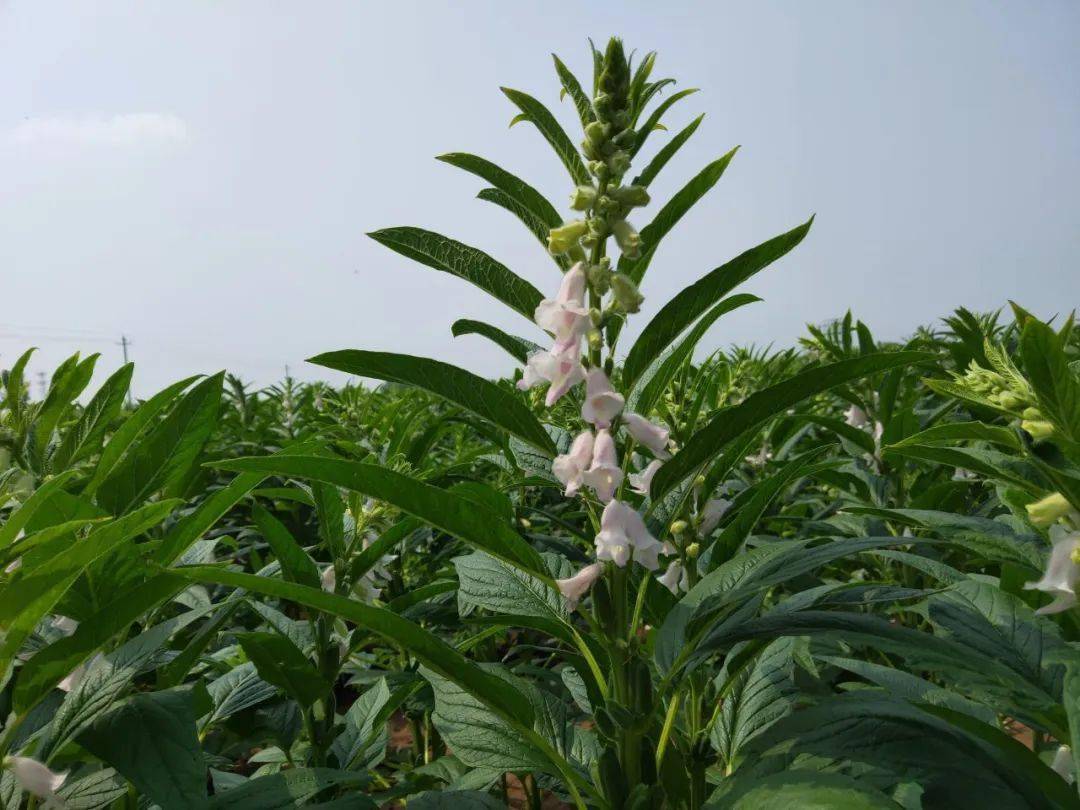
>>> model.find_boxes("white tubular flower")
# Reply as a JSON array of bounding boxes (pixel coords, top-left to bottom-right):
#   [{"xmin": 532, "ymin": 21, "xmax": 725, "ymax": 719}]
[
  {"xmin": 584, "ymin": 429, "xmax": 623, "ymax": 503},
  {"xmin": 622, "ymin": 412, "xmax": 671, "ymax": 459},
  {"xmin": 745, "ymin": 446, "xmax": 772, "ymax": 468},
  {"xmin": 1052, "ymin": 746, "xmax": 1075, "ymax": 782},
  {"xmin": 699, "ymin": 498, "xmax": 731, "ymax": 536},
  {"xmin": 556, "ymin": 562, "xmax": 601, "ymax": 611},
  {"xmin": 581, "ymin": 368, "xmax": 624, "ymax": 428},
  {"xmin": 517, "ymin": 339, "xmax": 587, "ymax": 407},
  {"xmin": 1024, "ymin": 525, "xmax": 1080, "ymax": 615},
  {"xmin": 595, "ymin": 500, "xmax": 663, "ymax": 571},
  {"xmin": 628, "ymin": 459, "xmax": 663, "ymax": 495},
  {"xmin": 552, "ymin": 431, "xmax": 595, "ymax": 497},
  {"xmin": 4, "ymin": 756, "xmax": 66, "ymax": 806},
  {"xmin": 844, "ymin": 404, "xmax": 869, "ymax": 428},
  {"xmin": 52, "ymin": 616, "xmax": 78, "ymax": 635},
  {"xmin": 658, "ymin": 560, "xmax": 690, "ymax": 594},
  {"xmin": 534, "ymin": 262, "xmax": 589, "ymax": 344},
  {"xmin": 320, "ymin": 565, "xmax": 336, "ymax": 593}
]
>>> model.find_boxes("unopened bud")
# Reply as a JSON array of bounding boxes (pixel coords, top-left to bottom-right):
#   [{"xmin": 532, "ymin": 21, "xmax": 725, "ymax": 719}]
[
  {"xmin": 612, "ymin": 128, "xmax": 637, "ymax": 149},
  {"xmin": 547, "ymin": 220, "xmax": 589, "ymax": 255},
  {"xmin": 587, "ymin": 329, "xmax": 603, "ymax": 352},
  {"xmin": 612, "ymin": 185, "xmax": 651, "ymax": 209},
  {"xmin": 693, "ymin": 475, "xmax": 706, "ymax": 489},
  {"xmin": 593, "ymin": 92, "xmax": 613, "ymax": 119},
  {"xmin": 611, "ymin": 219, "xmax": 642, "ymax": 260},
  {"xmin": 569, "ymin": 185, "xmax": 597, "ymax": 211},
  {"xmin": 670, "ymin": 520, "xmax": 688, "ymax": 535},
  {"xmin": 607, "ymin": 151, "xmax": 632, "ymax": 177},
  {"xmin": 1022, "ymin": 407, "xmax": 1042, "ymax": 421},
  {"xmin": 611, "ymin": 272, "xmax": 644, "ymax": 314},
  {"xmin": 1022, "ymin": 420, "xmax": 1055, "ymax": 441},
  {"xmin": 1027, "ymin": 492, "xmax": 1072, "ymax": 527},
  {"xmin": 585, "ymin": 121, "xmax": 608, "ymax": 145},
  {"xmin": 997, "ymin": 391, "xmax": 1024, "ymax": 410},
  {"xmin": 686, "ymin": 543, "xmax": 700, "ymax": 559},
  {"xmin": 589, "ymin": 307, "xmax": 603, "ymax": 327}
]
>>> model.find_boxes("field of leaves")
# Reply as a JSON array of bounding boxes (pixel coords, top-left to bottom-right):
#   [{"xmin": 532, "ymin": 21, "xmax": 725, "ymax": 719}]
[{"xmin": 2, "ymin": 37, "xmax": 1080, "ymax": 810}]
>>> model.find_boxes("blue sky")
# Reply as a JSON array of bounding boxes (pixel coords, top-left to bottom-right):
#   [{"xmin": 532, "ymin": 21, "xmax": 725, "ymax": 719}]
[{"xmin": 1, "ymin": 1, "xmax": 1077, "ymax": 396}]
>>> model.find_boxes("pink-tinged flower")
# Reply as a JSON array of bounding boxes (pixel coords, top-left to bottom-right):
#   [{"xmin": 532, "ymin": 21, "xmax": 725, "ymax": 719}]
[
  {"xmin": 4, "ymin": 756, "xmax": 66, "ymax": 806},
  {"xmin": 628, "ymin": 459, "xmax": 663, "ymax": 495},
  {"xmin": 622, "ymin": 412, "xmax": 670, "ymax": 459},
  {"xmin": 581, "ymin": 368, "xmax": 624, "ymax": 428},
  {"xmin": 552, "ymin": 431, "xmax": 595, "ymax": 497},
  {"xmin": 534, "ymin": 263, "xmax": 589, "ymax": 344},
  {"xmin": 321, "ymin": 565, "xmax": 336, "ymax": 593},
  {"xmin": 658, "ymin": 560, "xmax": 689, "ymax": 594},
  {"xmin": 517, "ymin": 339, "xmax": 587, "ymax": 407},
  {"xmin": 595, "ymin": 499, "xmax": 662, "ymax": 570},
  {"xmin": 584, "ymin": 429, "xmax": 623, "ymax": 503},
  {"xmin": 844, "ymin": 404, "xmax": 869, "ymax": 428},
  {"xmin": 699, "ymin": 498, "xmax": 731, "ymax": 536},
  {"xmin": 1025, "ymin": 526, "xmax": 1080, "ymax": 615},
  {"xmin": 556, "ymin": 562, "xmax": 601, "ymax": 610}
]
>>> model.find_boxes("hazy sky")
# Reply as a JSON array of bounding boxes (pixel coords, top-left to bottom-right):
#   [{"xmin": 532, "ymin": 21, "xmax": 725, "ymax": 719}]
[{"xmin": 2, "ymin": 1, "xmax": 1077, "ymax": 398}]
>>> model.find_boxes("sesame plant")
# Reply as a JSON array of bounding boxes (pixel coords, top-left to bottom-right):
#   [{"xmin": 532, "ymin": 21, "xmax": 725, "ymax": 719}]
[{"xmin": 2, "ymin": 36, "xmax": 1080, "ymax": 810}]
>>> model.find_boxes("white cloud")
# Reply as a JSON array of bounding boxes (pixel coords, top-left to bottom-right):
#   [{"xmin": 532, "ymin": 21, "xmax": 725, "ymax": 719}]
[{"xmin": 6, "ymin": 113, "xmax": 189, "ymax": 147}]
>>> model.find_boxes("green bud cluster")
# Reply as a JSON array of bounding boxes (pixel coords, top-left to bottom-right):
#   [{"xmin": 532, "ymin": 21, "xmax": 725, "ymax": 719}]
[{"xmin": 955, "ymin": 361, "xmax": 1053, "ymax": 440}]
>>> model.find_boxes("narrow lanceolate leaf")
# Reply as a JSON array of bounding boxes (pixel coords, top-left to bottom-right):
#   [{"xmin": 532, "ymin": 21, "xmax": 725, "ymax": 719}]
[
  {"xmin": 1021, "ymin": 317, "xmax": 1080, "ymax": 443},
  {"xmin": 624, "ymin": 218, "xmax": 814, "ymax": 390},
  {"xmin": 500, "ymin": 87, "xmax": 591, "ymax": 185},
  {"xmin": 437, "ymin": 153, "xmax": 561, "ymax": 228},
  {"xmin": 96, "ymin": 372, "xmax": 224, "ymax": 515},
  {"xmin": 367, "ymin": 226, "xmax": 543, "ymax": 321},
  {"xmin": 650, "ymin": 352, "xmax": 932, "ymax": 500},
  {"xmin": 83, "ymin": 374, "xmax": 201, "ymax": 497},
  {"xmin": 633, "ymin": 113, "xmax": 704, "ymax": 188},
  {"xmin": 209, "ymin": 456, "xmax": 550, "ymax": 579},
  {"xmin": 633, "ymin": 88, "xmax": 700, "ymax": 157},
  {"xmin": 51, "ymin": 363, "xmax": 134, "ymax": 471},
  {"xmin": 34, "ymin": 352, "xmax": 99, "ymax": 450},
  {"xmin": 476, "ymin": 188, "xmax": 569, "ymax": 268},
  {"xmin": 0, "ymin": 469, "xmax": 79, "ymax": 550},
  {"xmin": 620, "ymin": 148, "xmax": 739, "ymax": 288},
  {"xmin": 630, "ymin": 294, "xmax": 761, "ymax": 414},
  {"xmin": 252, "ymin": 504, "xmax": 320, "ymax": 588},
  {"xmin": 451, "ymin": 319, "xmax": 541, "ymax": 364},
  {"xmin": 552, "ymin": 54, "xmax": 594, "ymax": 127},
  {"xmin": 170, "ymin": 566, "xmax": 535, "ymax": 726},
  {"xmin": 309, "ymin": 350, "xmax": 555, "ymax": 454}
]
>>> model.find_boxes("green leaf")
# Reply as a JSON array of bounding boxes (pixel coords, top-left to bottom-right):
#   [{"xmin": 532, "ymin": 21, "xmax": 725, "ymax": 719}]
[
  {"xmin": 552, "ymin": 54, "xmax": 594, "ymax": 128},
  {"xmin": 500, "ymin": 87, "xmax": 590, "ymax": 185},
  {"xmin": 83, "ymin": 374, "xmax": 201, "ymax": 497},
  {"xmin": 367, "ymin": 226, "xmax": 543, "ymax": 321},
  {"xmin": 1021, "ymin": 317, "xmax": 1080, "ymax": 443},
  {"xmin": 169, "ymin": 565, "xmax": 535, "ymax": 725},
  {"xmin": 888, "ymin": 420, "xmax": 1021, "ymax": 450},
  {"xmin": 624, "ymin": 217, "xmax": 814, "ymax": 390},
  {"xmin": 712, "ymin": 638, "xmax": 797, "ymax": 771},
  {"xmin": 620, "ymin": 148, "xmax": 739, "ymax": 289},
  {"xmin": 3, "ymin": 347, "xmax": 34, "ymax": 417},
  {"xmin": 651, "ymin": 352, "xmax": 931, "ymax": 501},
  {"xmin": 35, "ymin": 353, "xmax": 99, "ymax": 451},
  {"xmin": 475, "ymin": 188, "xmax": 568, "ymax": 267},
  {"xmin": 633, "ymin": 114, "xmax": 703, "ymax": 189},
  {"xmin": 308, "ymin": 351, "xmax": 554, "ymax": 454},
  {"xmin": 79, "ymin": 686, "xmax": 207, "ymax": 810},
  {"xmin": 451, "ymin": 319, "xmax": 540, "ymax": 364},
  {"xmin": 252, "ymin": 504, "xmax": 320, "ymax": 588},
  {"xmin": 96, "ymin": 373, "xmax": 224, "ymax": 514},
  {"xmin": 329, "ymin": 678, "xmax": 394, "ymax": 769},
  {"xmin": 236, "ymin": 631, "xmax": 330, "ymax": 708},
  {"xmin": 633, "ymin": 89, "xmax": 699, "ymax": 157},
  {"xmin": 51, "ymin": 363, "xmax": 134, "ymax": 471},
  {"xmin": 0, "ymin": 469, "xmax": 79, "ymax": 550},
  {"xmin": 14, "ymin": 573, "xmax": 186, "ymax": 713},
  {"xmin": 207, "ymin": 769, "xmax": 368, "ymax": 809},
  {"xmin": 454, "ymin": 551, "xmax": 567, "ymax": 621},
  {"xmin": 212, "ymin": 456, "xmax": 548, "ymax": 578},
  {"xmin": 437, "ymin": 153, "xmax": 561, "ymax": 228},
  {"xmin": 708, "ymin": 770, "xmax": 903, "ymax": 809},
  {"xmin": 203, "ymin": 661, "xmax": 278, "ymax": 728},
  {"xmin": 629, "ymin": 294, "xmax": 761, "ymax": 414}
]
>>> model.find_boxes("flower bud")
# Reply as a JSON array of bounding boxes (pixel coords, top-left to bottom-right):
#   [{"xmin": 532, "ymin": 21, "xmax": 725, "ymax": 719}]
[
  {"xmin": 587, "ymin": 216, "xmax": 610, "ymax": 241},
  {"xmin": 589, "ymin": 307, "xmax": 603, "ymax": 326},
  {"xmin": 547, "ymin": 220, "xmax": 589, "ymax": 255},
  {"xmin": 1022, "ymin": 407, "xmax": 1043, "ymax": 420},
  {"xmin": 611, "ymin": 273, "xmax": 644, "ymax": 314},
  {"xmin": 585, "ymin": 121, "xmax": 608, "ymax": 145},
  {"xmin": 1022, "ymin": 419, "xmax": 1055, "ymax": 440},
  {"xmin": 693, "ymin": 475, "xmax": 706, "ymax": 489},
  {"xmin": 612, "ymin": 128, "xmax": 637, "ymax": 149},
  {"xmin": 607, "ymin": 151, "xmax": 632, "ymax": 177},
  {"xmin": 590, "ymin": 160, "xmax": 610, "ymax": 182},
  {"xmin": 588, "ymin": 329, "xmax": 603, "ymax": 352},
  {"xmin": 1027, "ymin": 492, "xmax": 1072, "ymax": 527},
  {"xmin": 670, "ymin": 520, "xmax": 688, "ymax": 535},
  {"xmin": 686, "ymin": 542, "xmax": 700, "ymax": 559},
  {"xmin": 611, "ymin": 220, "xmax": 641, "ymax": 259},
  {"xmin": 581, "ymin": 138, "xmax": 600, "ymax": 161},
  {"xmin": 570, "ymin": 185, "xmax": 598, "ymax": 211},
  {"xmin": 593, "ymin": 92, "xmax": 613, "ymax": 119},
  {"xmin": 612, "ymin": 185, "xmax": 651, "ymax": 209},
  {"xmin": 997, "ymin": 391, "xmax": 1025, "ymax": 410}
]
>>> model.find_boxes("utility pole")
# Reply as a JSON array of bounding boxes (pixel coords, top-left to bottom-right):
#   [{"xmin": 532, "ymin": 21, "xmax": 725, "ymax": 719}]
[
  {"xmin": 36, "ymin": 371, "xmax": 47, "ymax": 399},
  {"xmin": 118, "ymin": 334, "xmax": 134, "ymax": 406}
]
